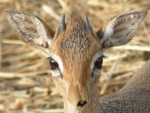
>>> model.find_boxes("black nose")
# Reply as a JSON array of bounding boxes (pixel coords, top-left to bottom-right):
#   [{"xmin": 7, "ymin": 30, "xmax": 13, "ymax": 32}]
[{"xmin": 77, "ymin": 100, "xmax": 87, "ymax": 107}]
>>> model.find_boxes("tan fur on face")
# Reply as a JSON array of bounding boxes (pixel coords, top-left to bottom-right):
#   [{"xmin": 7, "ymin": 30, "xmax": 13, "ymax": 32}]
[
  {"xmin": 6, "ymin": 8, "xmax": 148, "ymax": 113},
  {"xmin": 50, "ymin": 8, "xmax": 101, "ymax": 106}
]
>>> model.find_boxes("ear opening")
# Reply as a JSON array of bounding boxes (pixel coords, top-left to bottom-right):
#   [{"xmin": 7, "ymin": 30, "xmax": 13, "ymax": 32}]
[
  {"xmin": 6, "ymin": 9, "xmax": 55, "ymax": 54},
  {"xmin": 99, "ymin": 9, "xmax": 148, "ymax": 49}
]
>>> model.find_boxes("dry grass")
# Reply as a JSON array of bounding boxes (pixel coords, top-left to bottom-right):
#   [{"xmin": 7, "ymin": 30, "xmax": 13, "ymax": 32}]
[{"xmin": 0, "ymin": 0, "xmax": 150, "ymax": 113}]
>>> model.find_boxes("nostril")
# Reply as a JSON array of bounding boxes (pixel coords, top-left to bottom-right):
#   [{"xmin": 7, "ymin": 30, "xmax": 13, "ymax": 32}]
[{"xmin": 77, "ymin": 100, "xmax": 87, "ymax": 107}]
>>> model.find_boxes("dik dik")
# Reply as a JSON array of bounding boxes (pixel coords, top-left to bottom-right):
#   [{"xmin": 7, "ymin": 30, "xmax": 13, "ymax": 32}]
[{"xmin": 6, "ymin": 8, "xmax": 150, "ymax": 113}]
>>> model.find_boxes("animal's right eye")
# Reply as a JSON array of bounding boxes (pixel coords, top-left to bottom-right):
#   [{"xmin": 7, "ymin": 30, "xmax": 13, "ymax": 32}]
[{"xmin": 49, "ymin": 57, "xmax": 59, "ymax": 70}]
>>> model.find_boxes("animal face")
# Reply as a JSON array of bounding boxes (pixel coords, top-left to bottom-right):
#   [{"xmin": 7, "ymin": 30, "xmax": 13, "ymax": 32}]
[{"xmin": 6, "ymin": 8, "xmax": 147, "ymax": 109}]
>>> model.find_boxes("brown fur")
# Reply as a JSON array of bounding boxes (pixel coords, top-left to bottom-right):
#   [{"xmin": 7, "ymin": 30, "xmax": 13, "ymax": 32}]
[
  {"xmin": 50, "ymin": 9, "xmax": 101, "ymax": 109},
  {"xmin": 6, "ymin": 8, "xmax": 149, "ymax": 113},
  {"xmin": 100, "ymin": 60, "xmax": 150, "ymax": 113}
]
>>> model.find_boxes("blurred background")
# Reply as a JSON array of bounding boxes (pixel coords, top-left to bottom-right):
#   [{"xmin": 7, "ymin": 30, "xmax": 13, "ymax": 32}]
[{"xmin": 0, "ymin": 0, "xmax": 150, "ymax": 113}]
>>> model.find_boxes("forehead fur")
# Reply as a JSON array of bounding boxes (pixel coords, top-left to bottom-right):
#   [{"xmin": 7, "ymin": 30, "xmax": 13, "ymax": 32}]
[
  {"xmin": 62, "ymin": 9, "xmax": 91, "ymax": 55},
  {"xmin": 51, "ymin": 8, "xmax": 101, "ymax": 72}
]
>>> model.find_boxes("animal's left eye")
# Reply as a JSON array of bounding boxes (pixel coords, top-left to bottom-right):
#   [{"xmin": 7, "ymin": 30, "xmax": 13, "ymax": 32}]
[{"xmin": 94, "ymin": 56, "xmax": 103, "ymax": 69}]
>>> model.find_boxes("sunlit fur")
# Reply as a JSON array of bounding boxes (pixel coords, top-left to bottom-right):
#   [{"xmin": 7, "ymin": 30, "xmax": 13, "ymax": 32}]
[
  {"xmin": 50, "ymin": 9, "xmax": 101, "ymax": 110},
  {"xmin": 6, "ymin": 7, "xmax": 149, "ymax": 113}
]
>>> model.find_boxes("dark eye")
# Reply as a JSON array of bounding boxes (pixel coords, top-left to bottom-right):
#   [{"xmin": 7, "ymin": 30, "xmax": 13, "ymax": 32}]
[
  {"xmin": 49, "ymin": 57, "xmax": 59, "ymax": 70},
  {"xmin": 94, "ymin": 56, "xmax": 103, "ymax": 69}
]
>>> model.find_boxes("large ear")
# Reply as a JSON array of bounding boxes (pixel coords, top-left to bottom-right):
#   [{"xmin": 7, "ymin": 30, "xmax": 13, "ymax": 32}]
[
  {"xmin": 100, "ymin": 9, "xmax": 148, "ymax": 49},
  {"xmin": 6, "ymin": 9, "xmax": 54, "ymax": 54}
]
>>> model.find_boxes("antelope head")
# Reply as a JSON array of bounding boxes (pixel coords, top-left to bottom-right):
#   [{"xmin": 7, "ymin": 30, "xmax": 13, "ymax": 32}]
[{"xmin": 6, "ymin": 8, "xmax": 147, "ymax": 112}]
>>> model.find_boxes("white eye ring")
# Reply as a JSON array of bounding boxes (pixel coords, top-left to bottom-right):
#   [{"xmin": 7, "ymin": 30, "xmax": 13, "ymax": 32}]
[
  {"xmin": 93, "ymin": 68, "xmax": 101, "ymax": 75},
  {"xmin": 49, "ymin": 53, "xmax": 64, "ymax": 77},
  {"xmin": 50, "ymin": 69, "xmax": 61, "ymax": 77}
]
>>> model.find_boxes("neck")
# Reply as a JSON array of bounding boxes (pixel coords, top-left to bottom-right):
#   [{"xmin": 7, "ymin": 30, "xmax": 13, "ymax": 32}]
[{"xmin": 63, "ymin": 92, "xmax": 103, "ymax": 113}]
